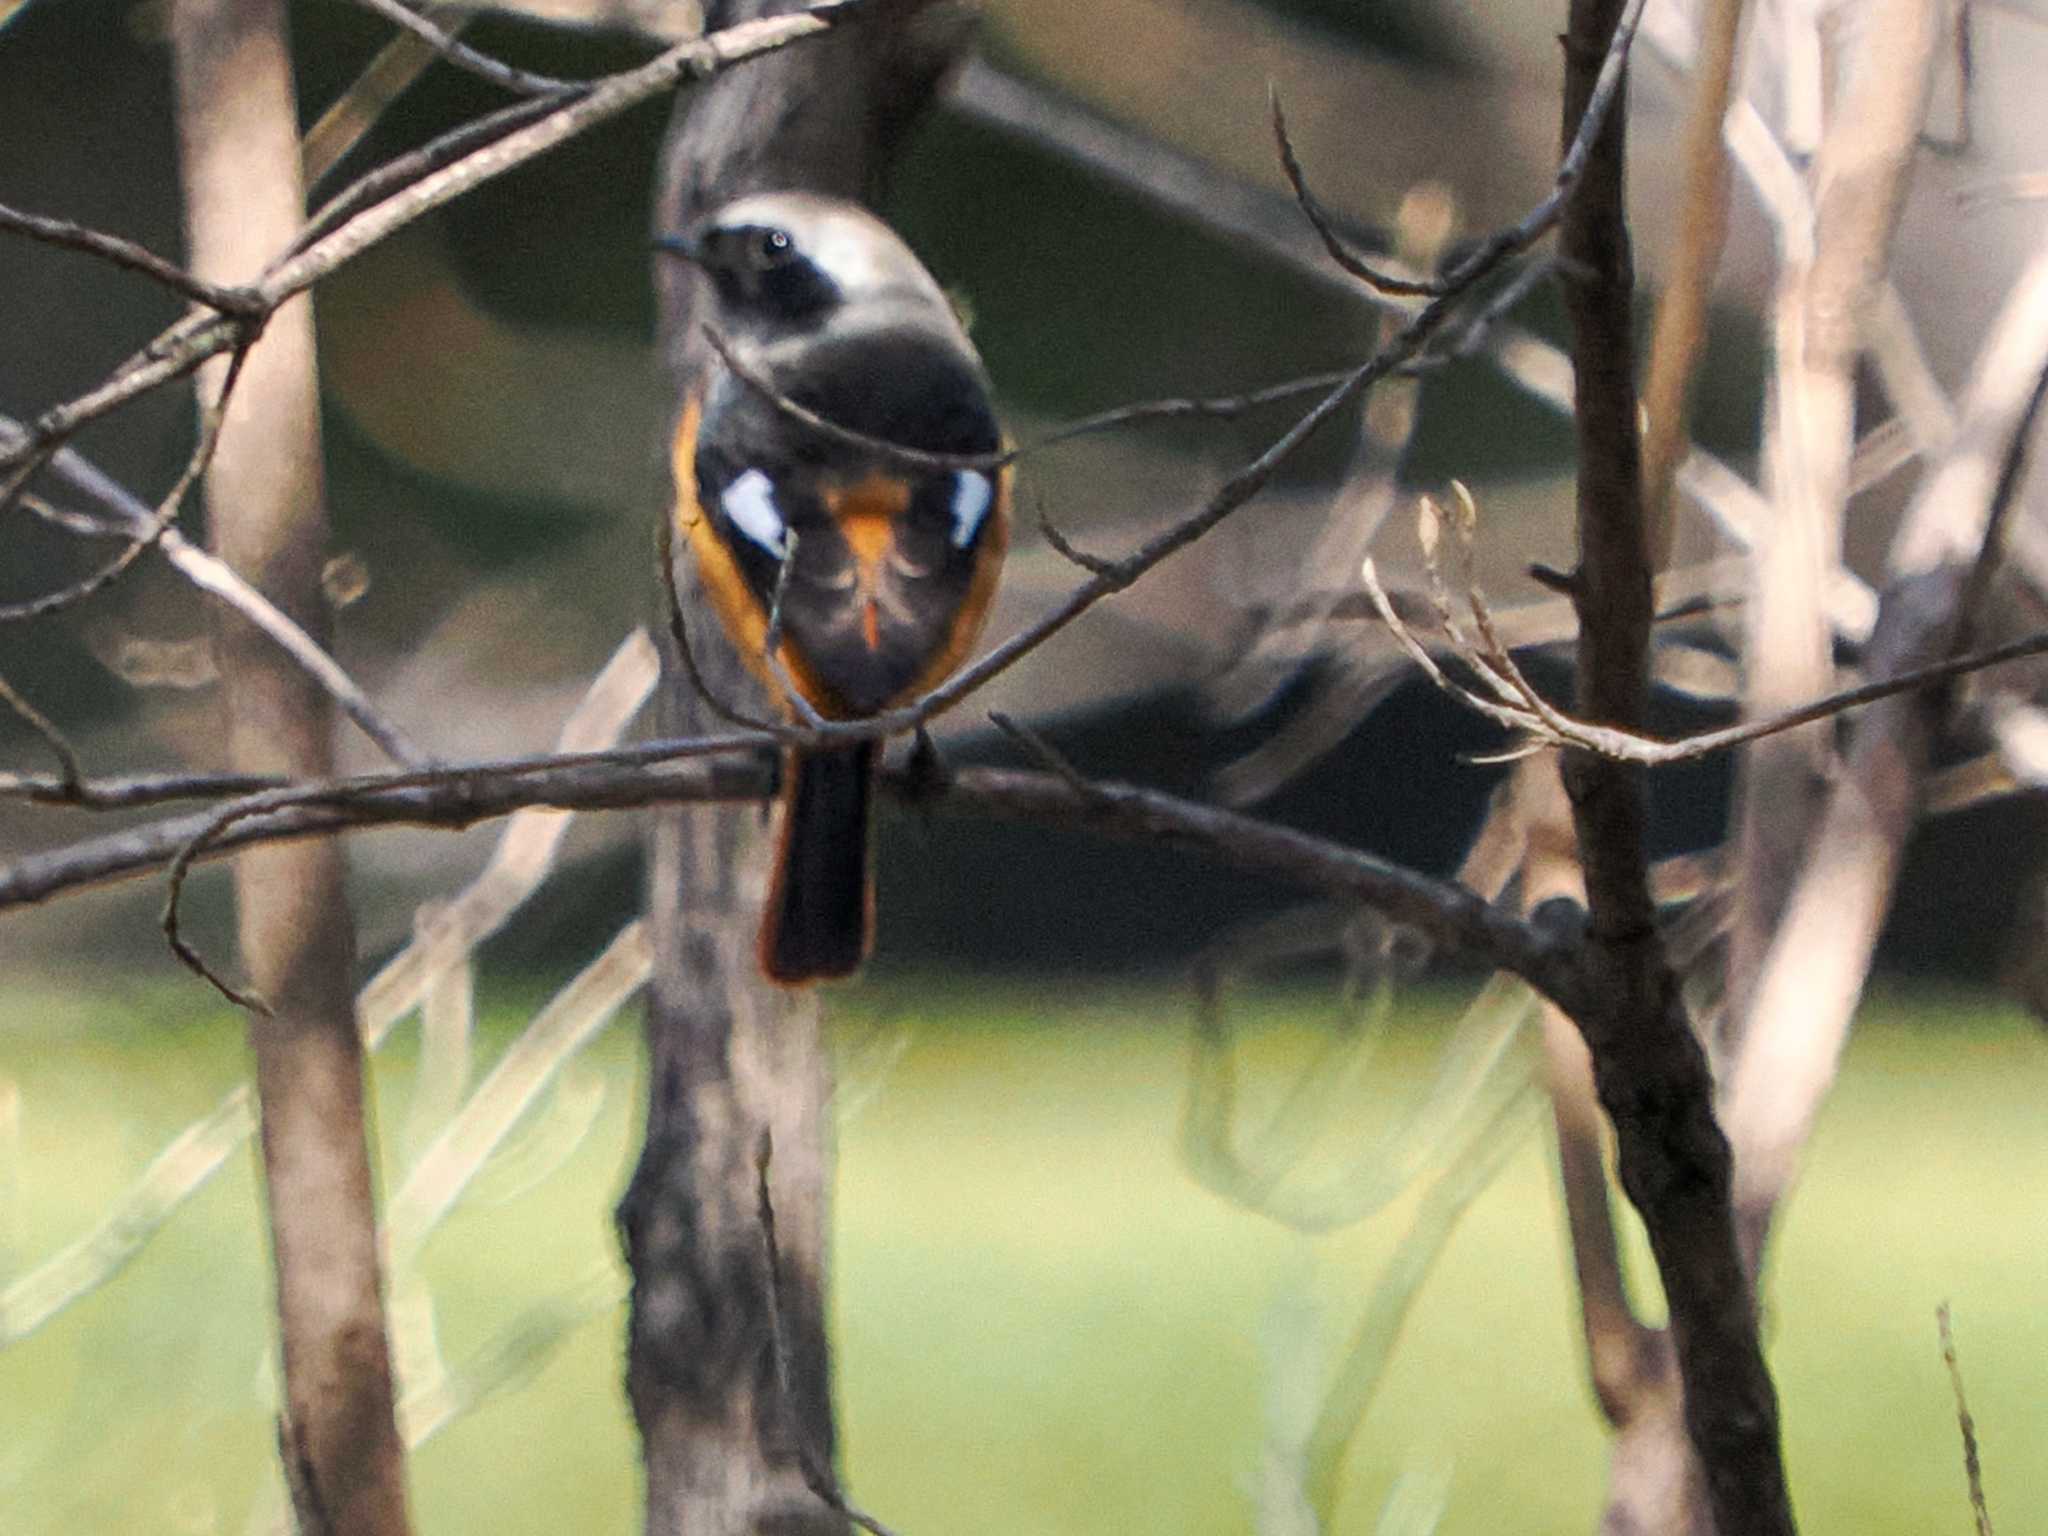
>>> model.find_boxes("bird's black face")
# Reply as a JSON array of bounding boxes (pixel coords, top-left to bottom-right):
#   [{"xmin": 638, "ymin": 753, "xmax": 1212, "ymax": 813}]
[{"xmin": 660, "ymin": 219, "xmax": 840, "ymax": 327}]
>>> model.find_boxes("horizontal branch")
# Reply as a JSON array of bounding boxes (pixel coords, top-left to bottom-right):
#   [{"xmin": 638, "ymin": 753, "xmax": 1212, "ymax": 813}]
[
  {"xmin": 938, "ymin": 766, "xmax": 1585, "ymax": 1006},
  {"xmin": 0, "ymin": 745, "xmax": 1587, "ymax": 1013},
  {"xmin": 0, "ymin": 752, "xmax": 765, "ymax": 907}
]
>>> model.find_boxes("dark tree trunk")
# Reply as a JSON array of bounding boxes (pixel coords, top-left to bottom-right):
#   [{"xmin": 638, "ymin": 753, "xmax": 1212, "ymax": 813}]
[{"xmin": 618, "ymin": 6, "xmax": 975, "ymax": 1533}]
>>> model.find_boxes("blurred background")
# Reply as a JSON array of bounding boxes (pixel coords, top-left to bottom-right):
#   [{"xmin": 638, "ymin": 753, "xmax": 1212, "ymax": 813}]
[
  {"xmin": 6, "ymin": 0, "xmax": 2046, "ymax": 979},
  {"xmin": 3, "ymin": 2, "xmax": 2047, "ymax": 1534}
]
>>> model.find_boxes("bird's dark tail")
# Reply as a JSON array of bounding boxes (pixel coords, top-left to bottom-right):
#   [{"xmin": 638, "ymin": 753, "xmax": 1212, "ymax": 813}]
[{"xmin": 759, "ymin": 743, "xmax": 877, "ymax": 985}]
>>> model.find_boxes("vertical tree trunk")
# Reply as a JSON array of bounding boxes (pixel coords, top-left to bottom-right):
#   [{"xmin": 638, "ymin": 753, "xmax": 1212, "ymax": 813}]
[
  {"xmin": 618, "ymin": 6, "xmax": 974, "ymax": 1533},
  {"xmin": 1554, "ymin": 3, "xmax": 1794, "ymax": 1532},
  {"xmin": 172, "ymin": 4, "xmax": 413, "ymax": 1534}
]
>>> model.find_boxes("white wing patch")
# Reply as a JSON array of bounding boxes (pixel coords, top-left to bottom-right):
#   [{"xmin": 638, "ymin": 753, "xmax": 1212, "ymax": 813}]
[
  {"xmin": 721, "ymin": 468, "xmax": 788, "ymax": 558},
  {"xmin": 949, "ymin": 470, "xmax": 993, "ymax": 550}
]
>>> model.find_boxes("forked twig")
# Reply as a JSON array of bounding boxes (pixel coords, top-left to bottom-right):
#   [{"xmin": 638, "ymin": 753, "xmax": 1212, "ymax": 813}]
[
  {"xmin": 0, "ymin": 344, "xmax": 254, "ymax": 625},
  {"xmin": 5, "ymin": 421, "xmax": 426, "ymax": 767},
  {"xmin": 0, "ymin": 200, "xmax": 264, "ymax": 317},
  {"xmin": 1274, "ymin": 0, "xmax": 1651, "ymax": 300},
  {"xmin": 0, "ymin": 671, "xmax": 83, "ymax": 791},
  {"xmin": 1363, "ymin": 482, "xmax": 2048, "ymax": 768}
]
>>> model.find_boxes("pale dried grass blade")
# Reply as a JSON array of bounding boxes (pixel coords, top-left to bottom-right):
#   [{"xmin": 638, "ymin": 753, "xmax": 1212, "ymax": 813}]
[
  {"xmin": 383, "ymin": 920, "xmax": 651, "ymax": 1269},
  {"xmin": 1188, "ymin": 969, "xmax": 1537, "ymax": 1234},
  {"xmin": 0, "ymin": 1086, "xmax": 254, "ymax": 1344},
  {"xmin": 1453, "ymin": 778, "xmax": 1526, "ymax": 902},
  {"xmin": 385, "ymin": 1272, "xmax": 451, "ymax": 1418},
  {"xmin": 1302, "ymin": 1078, "xmax": 1541, "ymax": 1523},
  {"xmin": 1651, "ymin": 641, "xmax": 1742, "ymax": 701},
  {"xmin": 303, "ymin": 9, "xmax": 477, "ymax": 185},
  {"xmin": 356, "ymin": 627, "xmax": 659, "ymax": 1035},
  {"xmin": 401, "ymin": 898, "xmax": 476, "ymax": 1161},
  {"xmin": 2, "ymin": 633, "xmax": 657, "ymax": 1336},
  {"xmin": 1848, "ymin": 416, "xmax": 1921, "ymax": 496},
  {"xmin": 396, "ymin": 1262, "xmax": 627, "ymax": 1448},
  {"xmin": 1987, "ymin": 699, "xmax": 2048, "ymax": 787},
  {"xmin": 458, "ymin": 1059, "xmax": 609, "ymax": 1211},
  {"xmin": 1253, "ymin": 1281, "xmax": 1323, "ymax": 1536},
  {"xmin": 1374, "ymin": 1463, "xmax": 1454, "ymax": 1536},
  {"xmin": 833, "ymin": 1023, "xmax": 915, "ymax": 1125},
  {"xmin": 1869, "ymin": 282, "xmax": 1959, "ymax": 455},
  {"xmin": 0, "ymin": 1075, "xmax": 17, "ymax": 1277}
]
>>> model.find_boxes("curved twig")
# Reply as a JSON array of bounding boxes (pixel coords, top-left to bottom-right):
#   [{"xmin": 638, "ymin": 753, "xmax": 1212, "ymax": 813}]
[
  {"xmin": 0, "ymin": 200, "xmax": 264, "ymax": 317},
  {"xmin": 1269, "ymin": 89, "xmax": 1440, "ymax": 297},
  {"xmin": 2, "ymin": 424, "xmax": 426, "ymax": 767},
  {"xmin": 0, "ymin": 343, "xmax": 253, "ymax": 624},
  {"xmin": 338, "ymin": 0, "xmax": 584, "ymax": 97}
]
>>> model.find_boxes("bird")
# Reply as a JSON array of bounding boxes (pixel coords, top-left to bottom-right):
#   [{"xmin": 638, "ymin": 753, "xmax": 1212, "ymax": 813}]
[{"xmin": 658, "ymin": 191, "xmax": 1009, "ymax": 986}]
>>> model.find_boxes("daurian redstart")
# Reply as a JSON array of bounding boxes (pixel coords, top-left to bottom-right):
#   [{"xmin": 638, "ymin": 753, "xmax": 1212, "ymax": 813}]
[{"xmin": 659, "ymin": 192, "xmax": 1009, "ymax": 985}]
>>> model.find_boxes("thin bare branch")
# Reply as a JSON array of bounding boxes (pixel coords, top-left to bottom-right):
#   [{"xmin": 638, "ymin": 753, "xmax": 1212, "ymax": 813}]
[
  {"xmin": 0, "ymin": 1, "xmax": 879, "ymax": 482},
  {"xmin": 0, "ymin": 727, "xmax": 767, "ymax": 879},
  {"xmin": 0, "ymin": 670, "xmax": 83, "ymax": 790},
  {"xmin": 1271, "ymin": 0, "xmax": 1651, "ymax": 303},
  {"xmin": 337, "ymin": 0, "xmax": 582, "ymax": 96},
  {"xmin": 1371, "ymin": 545, "xmax": 2048, "ymax": 767},
  {"xmin": 1268, "ymin": 89, "xmax": 1438, "ymax": 297},
  {"xmin": 1448, "ymin": 0, "xmax": 1653, "ymax": 297},
  {"xmin": 0, "ymin": 200, "xmax": 263, "ymax": 316},
  {"xmin": 302, "ymin": 4, "xmax": 475, "ymax": 183},
  {"xmin": 4, "ymin": 420, "xmax": 426, "ymax": 766},
  {"xmin": 1556, "ymin": 0, "xmax": 1792, "ymax": 1525},
  {"xmin": 1938, "ymin": 1303, "xmax": 1995, "ymax": 1536},
  {"xmin": 0, "ymin": 345, "xmax": 252, "ymax": 625},
  {"xmin": 988, "ymin": 710, "xmax": 1096, "ymax": 800},
  {"xmin": 946, "ymin": 58, "xmax": 1383, "ymax": 306},
  {"xmin": 0, "ymin": 742, "xmax": 1585, "ymax": 1012},
  {"xmin": 700, "ymin": 322, "xmax": 1380, "ymax": 475},
  {"xmin": 298, "ymin": 88, "xmax": 569, "ymax": 251}
]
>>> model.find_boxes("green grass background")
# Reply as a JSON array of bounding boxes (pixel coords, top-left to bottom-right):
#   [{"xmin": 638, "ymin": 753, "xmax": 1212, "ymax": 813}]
[{"xmin": 2, "ymin": 981, "xmax": 2042, "ymax": 1535}]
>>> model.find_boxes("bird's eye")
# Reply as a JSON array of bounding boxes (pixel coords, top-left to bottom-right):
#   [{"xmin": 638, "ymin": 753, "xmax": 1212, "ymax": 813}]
[{"xmin": 751, "ymin": 227, "xmax": 794, "ymax": 267}]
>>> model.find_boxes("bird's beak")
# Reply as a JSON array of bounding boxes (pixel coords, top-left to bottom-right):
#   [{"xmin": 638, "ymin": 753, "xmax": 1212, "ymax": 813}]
[{"xmin": 654, "ymin": 231, "xmax": 702, "ymax": 264}]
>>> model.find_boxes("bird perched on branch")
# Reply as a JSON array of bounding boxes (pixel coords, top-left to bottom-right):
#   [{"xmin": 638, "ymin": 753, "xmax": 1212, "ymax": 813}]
[{"xmin": 660, "ymin": 192, "xmax": 1009, "ymax": 985}]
